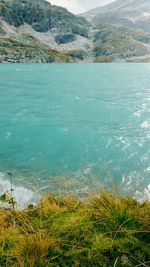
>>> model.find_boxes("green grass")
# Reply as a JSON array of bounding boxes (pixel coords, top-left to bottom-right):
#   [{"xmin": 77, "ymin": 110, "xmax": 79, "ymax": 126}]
[
  {"xmin": 93, "ymin": 25, "xmax": 150, "ymax": 62},
  {"xmin": 0, "ymin": 37, "xmax": 74, "ymax": 63},
  {"xmin": 46, "ymin": 48, "xmax": 73, "ymax": 63},
  {"xmin": 0, "ymin": 190, "xmax": 150, "ymax": 266},
  {"xmin": 63, "ymin": 50, "xmax": 86, "ymax": 60}
]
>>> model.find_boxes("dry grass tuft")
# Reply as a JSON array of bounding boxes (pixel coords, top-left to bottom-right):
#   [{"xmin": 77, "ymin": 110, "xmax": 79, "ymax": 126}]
[{"xmin": 0, "ymin": 190, "xmax": 149, "ymax": 266}]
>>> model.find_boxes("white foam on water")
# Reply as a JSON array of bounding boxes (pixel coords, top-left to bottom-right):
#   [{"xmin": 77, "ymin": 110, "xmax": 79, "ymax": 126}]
[
  {"xmin": 121, "ymin": 173, "xmax": 150, "ymax": 202},
  {"xmin": 16, "ymin": 68, "xmax": 32, "ymax": 72},
  {"xmin": 5, "ymin": 131, "xmax": 12, "ymax": 140},
  {"xmin": 0, "ymin": 172, "xmax": 37, "ymax": 209},
  {"xmin": 146, "ymin": 167, "xmax": 150, "ymax": 172},
  {"xmin": 140, "ymin": 120, "xmax": 150, "ymax": 129},
  {"xmin": 16, "ymin": 108, "xmax": 28, "ymax": 117},
  {"xmin": 133, "ymin": 111, "xmax": 141, "ymax": 117},
  {"xmin": 135, "ymin": 184, "xmax": 150, "ymax": 202}
]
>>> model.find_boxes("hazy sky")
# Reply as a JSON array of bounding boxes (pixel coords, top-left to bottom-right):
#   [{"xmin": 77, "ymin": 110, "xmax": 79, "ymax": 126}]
[{"xmin": 49, "ymin": 0, "xmax": 115, "ymax": 14}]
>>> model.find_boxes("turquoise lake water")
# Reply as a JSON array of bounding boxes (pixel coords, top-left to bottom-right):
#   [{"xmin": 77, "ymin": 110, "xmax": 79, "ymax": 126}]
[{"xmin": 0, "ymin": 64, "xmax": 150, "ymax": 206}]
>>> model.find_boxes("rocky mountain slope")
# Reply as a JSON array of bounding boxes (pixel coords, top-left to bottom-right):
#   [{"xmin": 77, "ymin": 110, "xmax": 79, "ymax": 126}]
[
  {"xmin": 82, "ymin": 0, "xmax": 150, "ymax": 33},
  {"xmin": 0, "ymin": 0, "xmax": 91, "ymax": 62},
  {"xmin": 93, "ymin": 24, "xmax": 150, "ymax": 62},
  {"xmin": 0, "ymin": 0, "xmax": 150, "ymax": 63},
  {"xmin": 0, "ymin": 0, "xmax": 89, "ymax": 36}
]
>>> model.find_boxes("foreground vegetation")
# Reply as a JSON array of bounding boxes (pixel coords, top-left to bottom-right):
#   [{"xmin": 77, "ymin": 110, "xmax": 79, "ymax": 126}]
[{"xmin": 0, "ymin": 190, "xmax": 150, "ymax": 267}]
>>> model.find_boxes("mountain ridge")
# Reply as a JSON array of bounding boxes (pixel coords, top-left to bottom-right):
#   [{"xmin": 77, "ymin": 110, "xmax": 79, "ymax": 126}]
[
  {"xmin": 82, "ymin": 0, "xmax": 150, "ymax": 33},
  {"xmin": 0, "ymin": 0, "xmax": 92, "ymax": 62},
  {"xmin": 0, "ymin": 0, "xmax": 150, "ymax": 63}
]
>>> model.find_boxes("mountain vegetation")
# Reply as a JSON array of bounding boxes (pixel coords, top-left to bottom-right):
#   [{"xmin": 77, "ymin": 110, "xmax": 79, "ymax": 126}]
[
  {"xmin": 0, "ymin": 0, "xmax": 90, "ymax": 62},
  {"xmin": 93, "ymin": 25, "xmax": 150, "ymax": 62},
  {"xmin": 0, "ymin": 0, "xmax": 150, "ymax": 62},
  {"xmin": 0, "ymin": 0, "xmax": 89, "ymax": 35}
]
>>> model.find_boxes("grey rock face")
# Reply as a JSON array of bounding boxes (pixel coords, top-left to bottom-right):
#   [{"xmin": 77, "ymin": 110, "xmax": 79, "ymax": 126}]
[
  {"xmin": 0, "ymin": 0, "xmax": 150, "ymax": 63},
  {"xmin": 0, "ymin": 0, "xmax": 90, "ymax": 36},
  {"xmin": 82, "ymin": 0, "xmax": 150, "ymax": 33},
  {"xmin": 0, "ymin": 0, "xmax": 91, "ymax": 63},
  {"xmin": 55, "ymin": 34, "xmax": 76, "ymax": 44},
  {"xmin": 93, "ymin": 24, "xmax": 150, "ymax": 62}
]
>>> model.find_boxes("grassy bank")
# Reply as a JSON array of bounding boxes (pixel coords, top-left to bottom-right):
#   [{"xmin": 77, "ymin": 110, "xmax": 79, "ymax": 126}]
[{"xmin": 0, "ymin": 190, "xmax": 150, "ymax": 267}]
